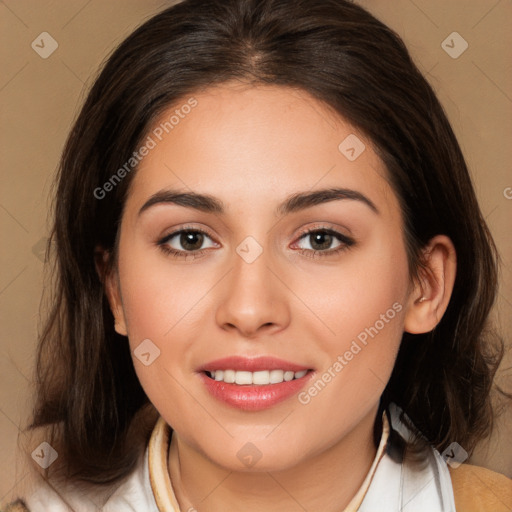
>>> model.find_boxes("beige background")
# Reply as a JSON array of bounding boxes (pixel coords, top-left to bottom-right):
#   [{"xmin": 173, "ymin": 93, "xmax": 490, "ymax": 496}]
[{"xmin": 1, "ymin": 0, "xmax": 511, "ymax": 503}]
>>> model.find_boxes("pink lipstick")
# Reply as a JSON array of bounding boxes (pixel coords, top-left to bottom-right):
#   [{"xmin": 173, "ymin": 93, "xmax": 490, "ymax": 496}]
[{"xmin": 198, "ymin": 356, "xmax": 313, "ymax": 411}]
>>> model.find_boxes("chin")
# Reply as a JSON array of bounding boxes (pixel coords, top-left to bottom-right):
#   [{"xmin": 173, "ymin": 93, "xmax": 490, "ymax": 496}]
[{"xmin": 201, "ymin": 438, "xmax": 308, "ymax": 473}]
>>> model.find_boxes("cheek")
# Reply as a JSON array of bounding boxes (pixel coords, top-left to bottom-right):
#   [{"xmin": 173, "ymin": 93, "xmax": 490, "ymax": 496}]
[
  {"xmin": 117, "ymin": 250, "xmax": 207, "ymax": 424},
  {"xmin": 292, "ymin": 228, "xmax": 410, "ymax": 349},
  {"xmin": 115, "ymin": 240, "xmax": 207, "ymax": 404},
  {"xmin": 118, "ymin": 239, "xmax": 207, "ymax": 343},
  {"xmin": 290, "ymin": 228, "xmax": 409, "ymax": 420}
]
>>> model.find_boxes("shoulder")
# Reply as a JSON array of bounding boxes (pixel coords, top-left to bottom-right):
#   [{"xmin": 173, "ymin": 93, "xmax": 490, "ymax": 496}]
[
  {"xmin": 2, "ymin": 445, "xmax": 158, "ymax": 512},
  {"xmin": 449, "ymin": 463, "xmax": 512, "ymax": 512}
]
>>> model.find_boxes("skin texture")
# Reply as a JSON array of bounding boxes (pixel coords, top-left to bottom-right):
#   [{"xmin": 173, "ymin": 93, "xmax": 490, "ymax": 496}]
[{"xmin": 105, "ymin": 81, "xmax": 456, "ymax": 511}]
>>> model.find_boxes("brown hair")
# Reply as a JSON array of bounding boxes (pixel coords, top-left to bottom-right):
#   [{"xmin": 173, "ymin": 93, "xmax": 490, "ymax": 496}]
[{"xmin": 25, "ymin": 0, "xmax": 508, "ymax": 487}]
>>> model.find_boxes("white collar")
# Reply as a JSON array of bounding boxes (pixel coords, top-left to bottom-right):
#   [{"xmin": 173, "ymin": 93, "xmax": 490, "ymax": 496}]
[
  {"xmin": 145, "ymin": 403, "xmax": 455, "ymax": 512},
  {"xmin": 358, "ymin": 403, "xmax": 456, "ymax": 511}
]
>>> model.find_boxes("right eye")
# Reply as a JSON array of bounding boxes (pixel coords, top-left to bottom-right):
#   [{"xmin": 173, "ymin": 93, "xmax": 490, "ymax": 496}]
[{"xmin": 157, "ymin": 227, "xmax": 218, "ymax": 259}]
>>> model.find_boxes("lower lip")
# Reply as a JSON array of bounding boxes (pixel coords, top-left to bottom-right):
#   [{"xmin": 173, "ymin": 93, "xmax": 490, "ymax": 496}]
[{"xmin": 200, "ymin": 372, "xmax": 312, "ymax": 411}]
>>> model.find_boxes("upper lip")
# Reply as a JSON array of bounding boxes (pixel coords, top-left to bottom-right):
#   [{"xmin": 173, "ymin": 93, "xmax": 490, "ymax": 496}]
[{"xmin": 199, "ymin": 356, "xmax": 311, "ymax": 373}]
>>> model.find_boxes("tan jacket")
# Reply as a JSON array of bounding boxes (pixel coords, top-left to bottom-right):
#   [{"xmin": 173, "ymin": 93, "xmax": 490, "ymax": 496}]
[{"xmin": 449, "ymin": 464, "xmax": 512, "ymax": 512}]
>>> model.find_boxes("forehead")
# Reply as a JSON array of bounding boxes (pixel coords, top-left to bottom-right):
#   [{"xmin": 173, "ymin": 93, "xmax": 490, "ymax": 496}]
[{"xmin": 126, "ymin": 82, "xmax": 399, "ymax": 220}]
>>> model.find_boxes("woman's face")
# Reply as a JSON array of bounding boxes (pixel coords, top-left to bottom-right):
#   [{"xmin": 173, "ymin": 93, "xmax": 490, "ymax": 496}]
[{"xmin": 109, "ymin": 82, "xmax": 414, "ymax": 471}]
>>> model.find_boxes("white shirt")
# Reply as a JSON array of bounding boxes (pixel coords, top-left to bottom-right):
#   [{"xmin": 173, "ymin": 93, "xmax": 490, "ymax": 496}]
[{"xmin": 18, "ymin": 403, "xmax": 456, "ymax": 511}]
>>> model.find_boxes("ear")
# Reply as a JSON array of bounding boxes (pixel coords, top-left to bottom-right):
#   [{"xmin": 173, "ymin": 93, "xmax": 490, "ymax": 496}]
[
  {"xmin": 403, "ymin": 235, "xmax": 457, "ymax": 334},
  {"xmin": 94, "ymin": 245, "xmax": 128, "ymax": 337}
]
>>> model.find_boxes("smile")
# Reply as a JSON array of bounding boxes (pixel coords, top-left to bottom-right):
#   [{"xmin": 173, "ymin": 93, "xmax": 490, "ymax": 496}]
[{"xmin": 199, "ymin": 356, "xmax": 314, "ymax": 410}]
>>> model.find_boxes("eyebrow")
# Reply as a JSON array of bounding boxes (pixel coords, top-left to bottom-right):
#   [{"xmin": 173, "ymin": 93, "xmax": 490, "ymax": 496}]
[{"xmin": 138, "ymin": 187, "xmax": 379, "ymax": 217}]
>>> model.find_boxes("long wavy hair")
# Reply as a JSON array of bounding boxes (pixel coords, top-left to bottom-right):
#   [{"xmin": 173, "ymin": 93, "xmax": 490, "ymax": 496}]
[{"xmin": 23, "ymin": 0, "xmax": 508, "ymax": 487}]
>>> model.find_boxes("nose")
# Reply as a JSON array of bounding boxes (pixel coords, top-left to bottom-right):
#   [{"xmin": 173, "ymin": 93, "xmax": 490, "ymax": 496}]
[{"xmin": 214, "ymin": 246, "xmax": 291, "ymax": 338}]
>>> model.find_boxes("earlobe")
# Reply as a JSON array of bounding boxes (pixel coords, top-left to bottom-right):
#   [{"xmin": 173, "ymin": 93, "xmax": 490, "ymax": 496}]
[
  {"xmin": 105, "ymin": 270, "xmax": 128, "ymax": 337},
  {"xmin": 95, "ymin": 245, "xmax": 128, "ymax": 337},
  {"xmin": 404, "ymin": 235, "xmax": 457, "ymax": 334}
]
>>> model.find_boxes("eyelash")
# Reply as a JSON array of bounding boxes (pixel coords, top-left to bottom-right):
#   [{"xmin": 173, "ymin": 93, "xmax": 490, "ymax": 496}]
[{"xmin": 157, "ymin": 225, "xmax": 355, "ymax": 260}]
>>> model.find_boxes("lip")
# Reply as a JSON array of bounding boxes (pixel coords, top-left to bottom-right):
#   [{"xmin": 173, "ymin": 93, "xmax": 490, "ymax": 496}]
[
  {"xmin": 199, "ymin": 356, "xmax": 310, "ymax": 373},
  {"xmin": 198, "ymin": 356, "xmax": 314, "ymax": 411}
]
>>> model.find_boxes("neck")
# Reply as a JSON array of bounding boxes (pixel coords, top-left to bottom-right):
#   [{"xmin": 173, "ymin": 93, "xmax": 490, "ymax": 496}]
[{"xmin": 168, "ymin": 405, "xmax": 381, "ymax": 512}]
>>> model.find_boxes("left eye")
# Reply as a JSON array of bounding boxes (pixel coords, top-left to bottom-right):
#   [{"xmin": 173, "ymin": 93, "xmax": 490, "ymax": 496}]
[{"xmin": 294, "ymin": 228, "xmax": 354, "ymax": 254}]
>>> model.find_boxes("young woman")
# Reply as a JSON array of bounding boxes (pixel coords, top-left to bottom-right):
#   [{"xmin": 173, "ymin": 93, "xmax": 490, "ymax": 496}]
[{"xmin": 4, "ymin": 0, "xmax": 511, "ymax": 510}]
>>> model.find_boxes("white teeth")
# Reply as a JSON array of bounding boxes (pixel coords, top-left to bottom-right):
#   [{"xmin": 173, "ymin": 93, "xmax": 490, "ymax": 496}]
[
  {"xmin": 223, "ymin": 369, "xmax": 236, "ymax": 383},
  {"xmin": 252, "ymin": 370, "xmax": 270, "ymax": 385},
  {"xmin": 235, "ymin": 371, "xmax": 253, "ymax": 385},
  {"xmin": 269, "ymin": 369, "xmax": 284, "ymax": 383},
  {"xmin": 284, "ymin": 371, "xmax": 295, "ymax": 381},
  {"xmin": 207, "ymin": 369, "xmax": 309, "ymax": 385}
]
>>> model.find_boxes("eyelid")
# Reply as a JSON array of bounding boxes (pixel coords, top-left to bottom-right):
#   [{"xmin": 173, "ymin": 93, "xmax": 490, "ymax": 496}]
[{"xmin": 292, "ymin": 222, "xmax": 354, "ymax": 243}]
